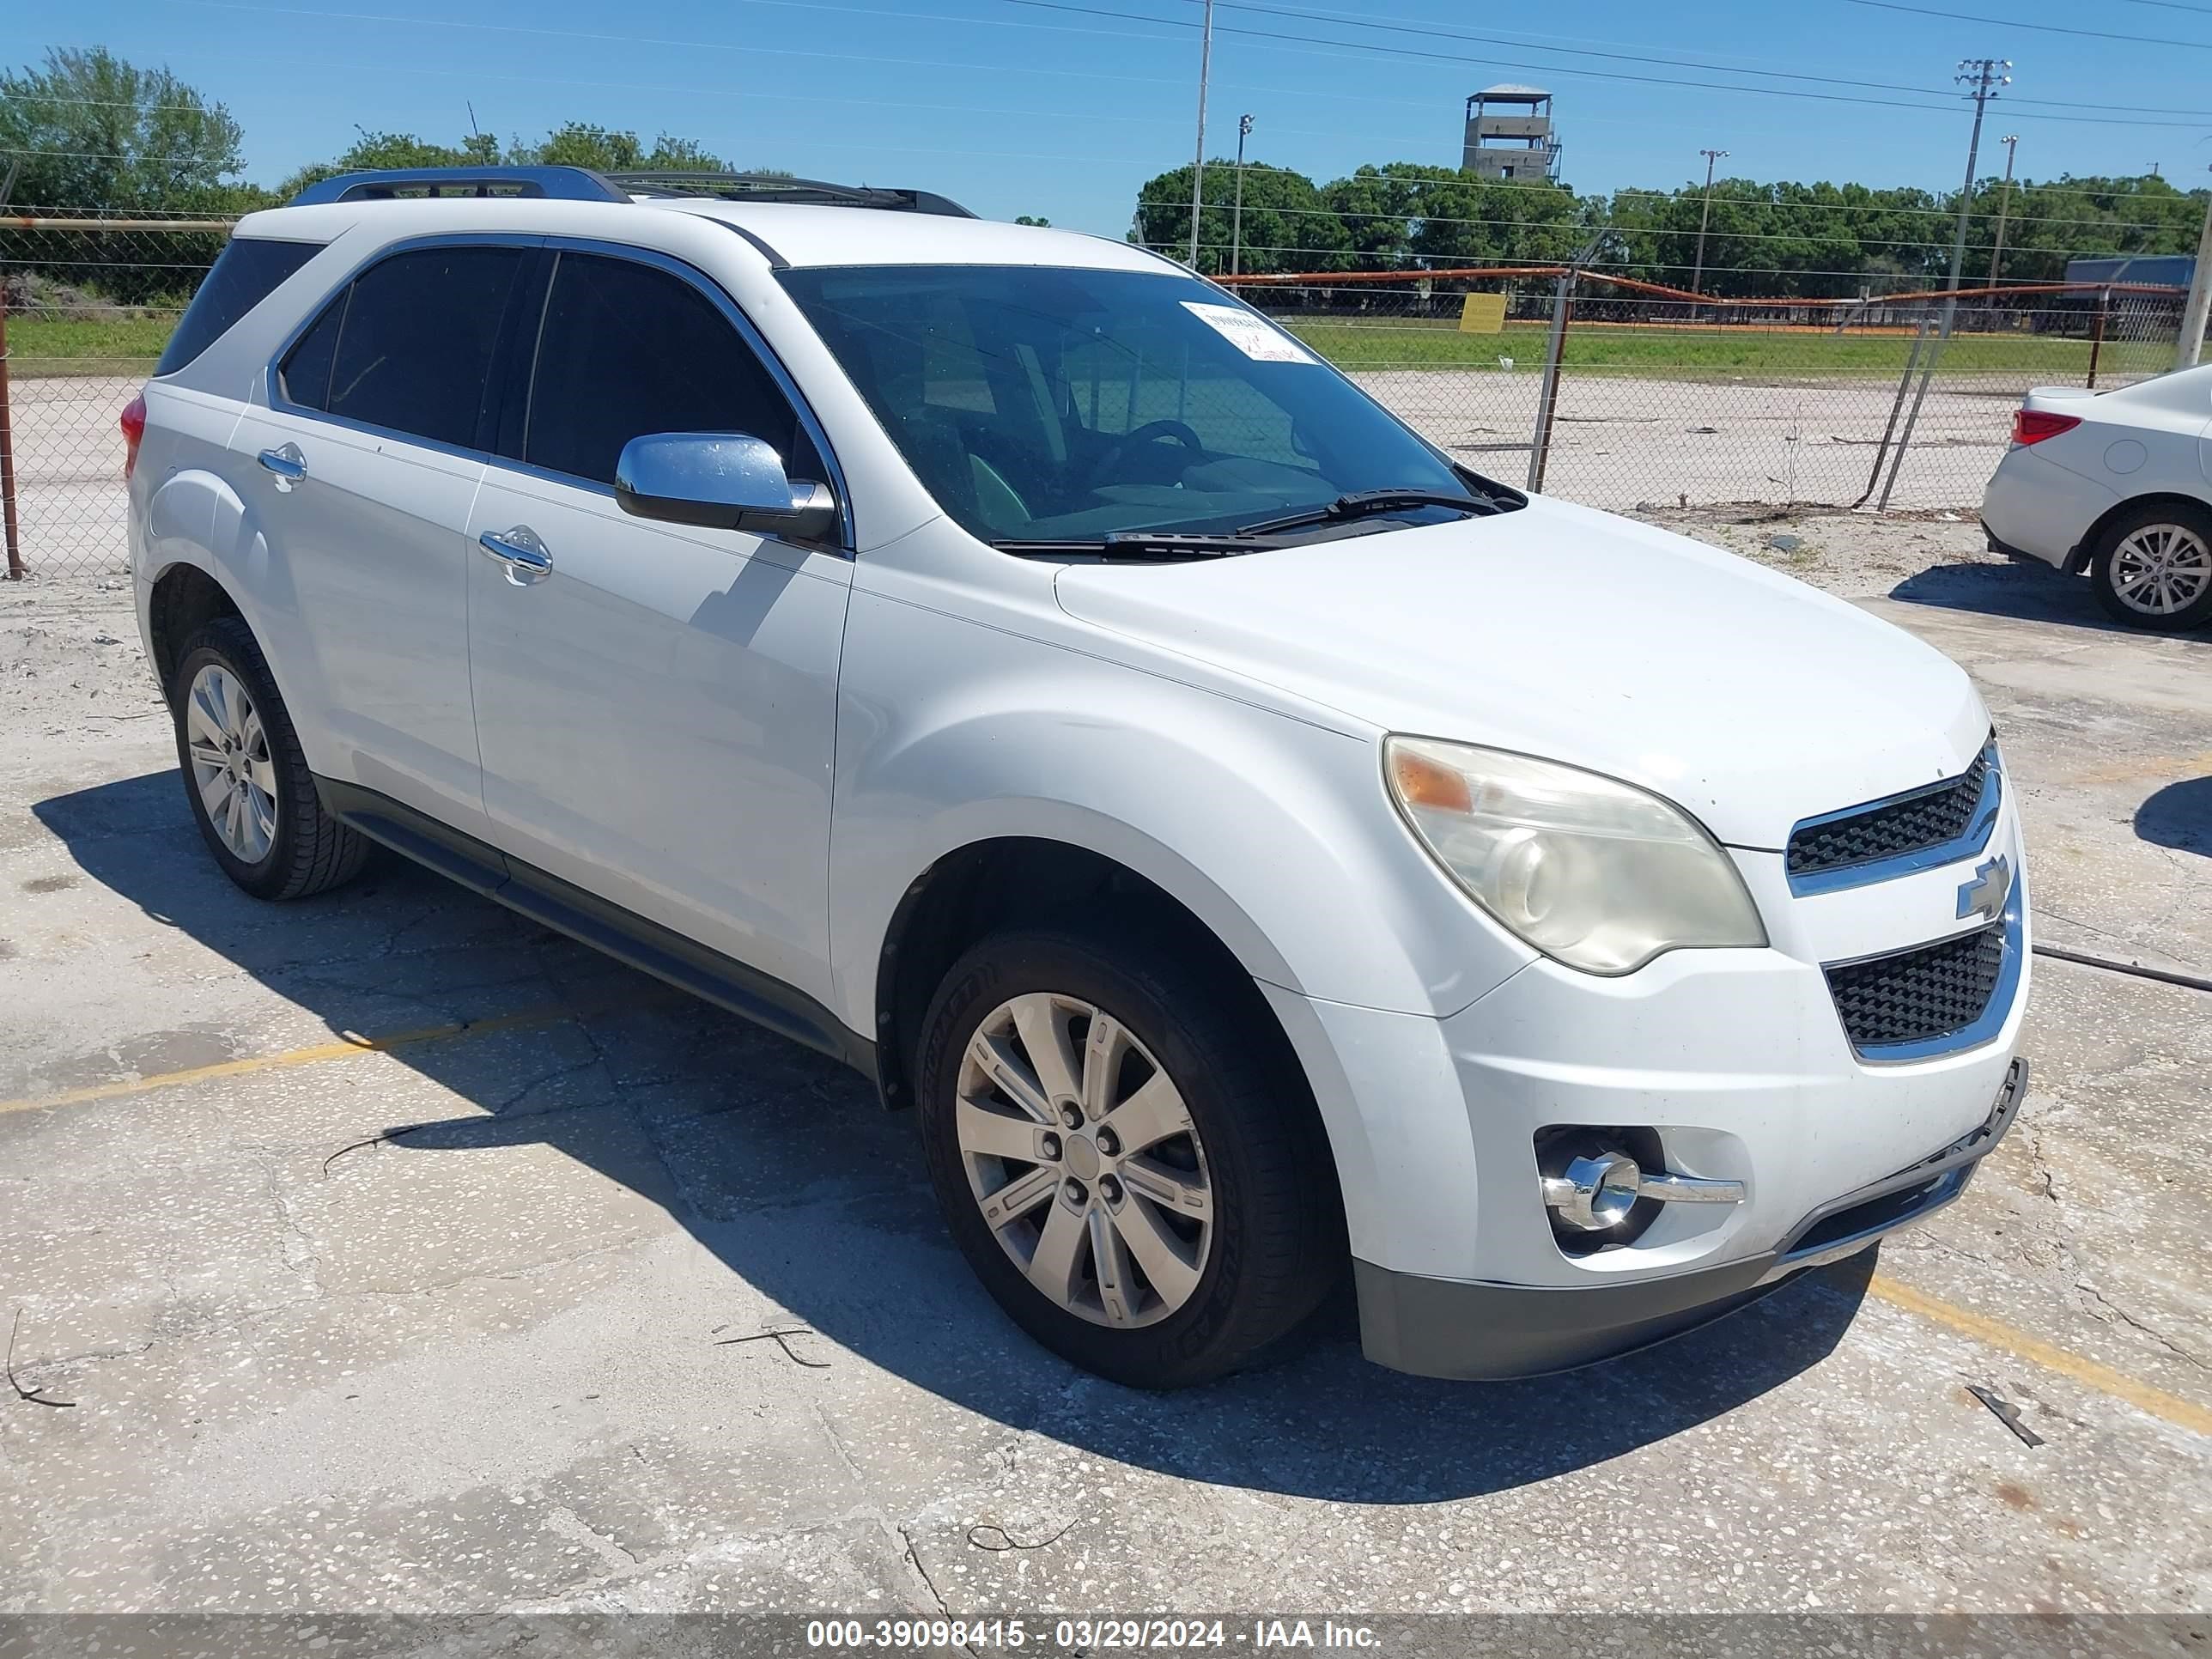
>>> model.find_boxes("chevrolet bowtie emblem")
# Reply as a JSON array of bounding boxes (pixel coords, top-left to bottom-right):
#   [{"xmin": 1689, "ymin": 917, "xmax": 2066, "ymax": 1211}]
[{"xmin": 1956, "ymin": 854, "xmax": 2013, "ymax": 924}]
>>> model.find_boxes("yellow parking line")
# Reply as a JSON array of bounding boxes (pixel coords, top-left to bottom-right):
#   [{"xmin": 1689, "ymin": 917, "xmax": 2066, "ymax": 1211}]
[
  {"xmin": 0, "ymin": 994, "xmax": 659, "ymax": 1119},
  {"xmin": 1869, "ymin": 1273, "xmax": 2212, "ymax": 1437}
]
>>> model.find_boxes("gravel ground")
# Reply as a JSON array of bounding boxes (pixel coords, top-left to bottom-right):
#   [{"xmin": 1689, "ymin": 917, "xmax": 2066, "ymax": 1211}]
[
  {"xmin": 1639, "ymin": 506, "xmax": 2007, "ymax": 597},
  {"xmin": 3, "ymin": 514, "xmax": 2209, "ymax": 1644},
  {"xmin": 0, "ymin": 572, "xmax": 160, "ymax": 748}
]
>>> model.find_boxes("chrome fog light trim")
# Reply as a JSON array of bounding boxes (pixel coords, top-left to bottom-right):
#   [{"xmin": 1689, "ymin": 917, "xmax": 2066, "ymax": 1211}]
[
  {"xmin": 1541, "ymin": 1156, "xmax": 1745, "ymax": 1232},
  {"xmin": 1540, "ymin": 1152, "xmax": 1644, "ymax": 1232}
]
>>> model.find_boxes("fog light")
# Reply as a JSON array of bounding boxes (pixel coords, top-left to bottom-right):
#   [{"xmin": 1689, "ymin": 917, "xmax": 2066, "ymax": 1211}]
[{"xmin": 1542, "ymin": 1151, "xmax": 1644, "ymax": 1232}]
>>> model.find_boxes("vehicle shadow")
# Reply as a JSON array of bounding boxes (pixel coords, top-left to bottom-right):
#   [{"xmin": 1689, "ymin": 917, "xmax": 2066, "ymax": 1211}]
[
  {"xmin": 1887, "ymin": 560, "xmax": 2210, "ymax": 639},
  {"xmin": 2137, "ymin": 776, "xmax": 2212, "ymax": 858},
  {"xmin": 34, "ymin": 769, "xmax": 1875, "ymax": 1504}
]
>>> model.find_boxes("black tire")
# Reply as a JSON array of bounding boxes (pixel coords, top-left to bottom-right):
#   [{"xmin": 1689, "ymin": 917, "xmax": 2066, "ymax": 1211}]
[
  {"xmin": 2088, "ymin": 501, "xmax": 2212, "ymax": 632},
  {"xmin": 171, "ymin": 617, "xmax": 369, "ymax": 901},
  {"xmin": 915, "ymin": 924, "xmax": 1341, "ymax": 1389}
]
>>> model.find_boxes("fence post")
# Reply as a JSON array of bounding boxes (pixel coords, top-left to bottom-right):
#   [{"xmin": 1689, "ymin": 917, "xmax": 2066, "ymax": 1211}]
[
  {"xmin": 2086, "ymin": 287, "xmax": 2110, "ymax": 390},
  {"xmin": 1526, "ymin": 268, "xmax": 1575, "ymax": 493},
  {"xmin": 1854, "ymin": 313, "xmax": 1931, "ymax": 510},
  {"xmin": 1878, "ymin": 304, "xmax": 1956, "ymax": 512},
  {"xmin": 0, "ymin": 277, "xmax": 21, "ymax": 580}
]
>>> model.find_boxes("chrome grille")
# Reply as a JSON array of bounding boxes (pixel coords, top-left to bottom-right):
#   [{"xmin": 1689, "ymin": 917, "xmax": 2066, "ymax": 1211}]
[
  {"xmin": 1825, "ymin": 922, "xmax": 2005, "ymax": 1052},
  {"xmin": 1788, "ymin": 746, "xmax": 1993, "ymax": 881}
]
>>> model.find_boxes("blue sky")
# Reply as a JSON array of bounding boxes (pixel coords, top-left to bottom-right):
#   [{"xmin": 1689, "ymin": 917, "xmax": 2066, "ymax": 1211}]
[{"xmin": 45, "ymin": 0, "xmax": 2212, "ymax": 234}]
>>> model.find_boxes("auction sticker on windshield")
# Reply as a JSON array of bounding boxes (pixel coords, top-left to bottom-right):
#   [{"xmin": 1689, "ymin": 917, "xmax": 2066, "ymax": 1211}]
[{"xmin": 1182, "ymin": 301, "xmax": 1318, "ymax": 364}]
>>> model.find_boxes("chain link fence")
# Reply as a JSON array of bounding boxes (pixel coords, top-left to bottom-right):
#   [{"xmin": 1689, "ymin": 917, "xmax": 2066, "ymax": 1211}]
[
  {"xmin": 1, "ymin": 212, "xmax": 225, "ymax": 578},
  {"xmin": 1224, "ymin": 269, "xmax": 2185, "ymax": 514},
  {"xmin": 0, "ymin": 220, "xmax": 2191, "ymax": 576}
]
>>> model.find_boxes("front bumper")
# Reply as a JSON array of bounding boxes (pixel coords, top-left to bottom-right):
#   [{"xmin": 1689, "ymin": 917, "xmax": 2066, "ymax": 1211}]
[{"xmin": 1358, "ymin": 1056, "xmax": 2027, "ymax": 1379}]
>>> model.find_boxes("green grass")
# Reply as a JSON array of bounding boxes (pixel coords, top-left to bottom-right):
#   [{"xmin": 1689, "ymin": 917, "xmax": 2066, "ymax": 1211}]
[
  {"xmin": 1285, "ymin": 319, "xmax": 2166, "ymax": 381},
  {"xmin": 1, "ymin": 310, "xmax": 2167, "ymax": 386},
  {"xmin": 6, "ymin": 316, "xmax": 174, "ymax": 377}
]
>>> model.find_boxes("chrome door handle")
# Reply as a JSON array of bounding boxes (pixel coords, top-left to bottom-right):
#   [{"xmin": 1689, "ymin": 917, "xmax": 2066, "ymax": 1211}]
[
  {"xmin": 477, "ymin": 526, "xmax": 554, "ymax": 585},
  {"xmin": 258, "ymin": 444, "xmax": 307, "ymax": 491}
]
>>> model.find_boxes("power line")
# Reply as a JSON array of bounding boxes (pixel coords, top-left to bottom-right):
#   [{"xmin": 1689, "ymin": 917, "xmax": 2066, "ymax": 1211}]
[
  {"xmin": 167, "ymin": 0, "xmax": 2212, "ymax": 129},
  {"xmin": 1842, "ymin": 0, "xmax": 2212, "ymax": 50},
  {"xmin": 1185, "ymin": 0, "xmax": 2212, "ymax": 116},
  {"xmin": 992, "ymin": 0, "xmax": 2212, "ymax": 125}
]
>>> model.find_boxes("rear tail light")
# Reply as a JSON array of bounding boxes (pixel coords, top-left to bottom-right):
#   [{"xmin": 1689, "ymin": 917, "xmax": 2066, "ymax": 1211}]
[
  {"xmin": 120, "ymin": 392, "xmax": 148, "ymax": 479},
  {"xmin": 2011, "ymin": 408, "xmax": 2081, "ymax": 447}
]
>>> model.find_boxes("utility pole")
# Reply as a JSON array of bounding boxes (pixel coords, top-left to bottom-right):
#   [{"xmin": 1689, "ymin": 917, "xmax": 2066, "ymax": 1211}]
[
  {"xmin": 2174, "ymin": 164, "xmax": 2212, "ymax": 371},
  {"xmin": 1230, "ymin": 113, "xmax": 1255, "ymax": 276},
  {"xmin": 1881, "ymin": 56, "xmax": 2009, "ymax": 510},
  {"xmin": 1987, "ymin": 134, "xmax": 2019, "ymax": 289},
  {"xmin": 1188, "ymin": 0, "xmax": 1215, "ymax": 270},
  {"xmin": 1692, "ymin": 147, "xmax": 1728, "ymax": 299},
  {"xmin": 1942, "ymin": 59, "xmax": 2007, "ymax": 311}
]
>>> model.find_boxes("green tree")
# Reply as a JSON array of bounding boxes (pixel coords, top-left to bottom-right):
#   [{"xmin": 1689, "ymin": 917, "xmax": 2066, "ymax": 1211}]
[
  {"xmin": 507, "ymin": 123, "xmax": 729, "ymax": 173},
  {"xmin": 270, "ymin": 127, "xmax": 498, "ymax": 199},
  {"xmin": 1978, "ymin": 173, "xmax": 2207, "ymax": 284},
  {"xmin": 0, "ymin": 47, "xmax": 246, "ymax": 212},
  {"xmin": 1129, "ymin": 160, "xmax": 1349, "ymax": 275},
  {"xmin": 1015, "ymin": 214, "xmax": 1051, "ymax": 227},
  {"xmin": 1316, "ymin": 165, "xmax": 1592, "ymax": 270},
  {"xmin": 271, "ymin": 122, "xmax": 736, "ymax": 199}
]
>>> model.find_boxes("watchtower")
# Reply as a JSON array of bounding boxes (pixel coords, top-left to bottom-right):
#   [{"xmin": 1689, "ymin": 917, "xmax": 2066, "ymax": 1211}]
[{"xmin": 1462, "ymin": 85, "xmax": 1559, "ymax": 181}]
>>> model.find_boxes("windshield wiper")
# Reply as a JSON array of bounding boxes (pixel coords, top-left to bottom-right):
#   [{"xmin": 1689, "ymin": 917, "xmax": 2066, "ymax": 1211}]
[
  {"xmin": 994, "ymin": 532, "xmax": 1273, "ymax": 562},
  {"xmin": 1235, "ymin": 489, "xmax": 1498, "ymax": 538}
]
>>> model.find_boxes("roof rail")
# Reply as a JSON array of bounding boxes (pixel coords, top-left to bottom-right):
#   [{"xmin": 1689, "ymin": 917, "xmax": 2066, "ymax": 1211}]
[
  {"xmin": 287, "ymin": 166, "xmax": 629, "ymax": 206},
  {"xmin": 607, "ymin": 171, "xmax": 975, "ymax": 218}
]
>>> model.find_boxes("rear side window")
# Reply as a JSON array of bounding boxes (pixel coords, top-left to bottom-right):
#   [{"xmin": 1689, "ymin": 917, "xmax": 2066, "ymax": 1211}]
[
  {"xmin": 277, "ymin": 295, "xmax": 346, "ymax": 410},
  {"xmin": 323, "ymin": 246, "xmax": 526, "ymax": 449},
  {"xmin": 523, "ymin": 252, "xmax": 816, "ymax": 488},
  {"xmin": 155, "ymin": 238, "xmax": 321, "ymax": 375}
]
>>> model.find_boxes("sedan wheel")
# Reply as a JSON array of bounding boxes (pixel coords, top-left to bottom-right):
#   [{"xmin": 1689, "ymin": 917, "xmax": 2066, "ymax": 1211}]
[
  {"xmin": 957, "ymin": 992, "xmax": 1212, "ymax": 1328},
  {"xmin": 2107, "ymin": 522, "xmax": 2211, "ymax": 619},
  {"xmin": 2092, "ymin": 506, "xmax": 2212, "ymax": 631},
  {"xmin": 185, "ymin": 662, "xmax": 279, "ymax": 864}
]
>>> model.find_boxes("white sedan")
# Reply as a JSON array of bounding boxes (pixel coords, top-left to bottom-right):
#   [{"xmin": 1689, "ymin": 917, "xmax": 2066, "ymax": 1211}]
[{"xmin": 1981, "ymin": 363, "xmax": 2212, "ymax": 631}]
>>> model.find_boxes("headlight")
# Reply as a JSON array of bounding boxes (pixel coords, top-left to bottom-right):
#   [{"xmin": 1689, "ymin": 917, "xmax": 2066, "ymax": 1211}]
[{"xmin": 1384, "ymin": 736, "xmax": 1766, "ymax": 975}]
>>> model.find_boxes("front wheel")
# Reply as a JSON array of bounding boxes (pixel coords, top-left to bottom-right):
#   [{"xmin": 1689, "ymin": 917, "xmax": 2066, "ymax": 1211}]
[
  {"xmin": 915, "ymin": 926, "xmax": 1340, "ymax": 1389},
  {"xmin": 2089, "ymin": 503, "xmax": 2212, "ymax": 631}
]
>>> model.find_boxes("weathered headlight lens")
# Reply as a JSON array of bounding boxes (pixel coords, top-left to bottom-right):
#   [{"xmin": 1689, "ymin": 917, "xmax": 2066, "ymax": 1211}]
[{"xmin": 1385, "ymin": 736, "xmax": 1767, "ymax": 975}]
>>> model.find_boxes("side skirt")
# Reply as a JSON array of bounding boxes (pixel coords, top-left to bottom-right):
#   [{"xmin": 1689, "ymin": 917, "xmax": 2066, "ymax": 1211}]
[{"xmin": 317, "ymin": 778, "xmax": 877, "ymax": 1081}]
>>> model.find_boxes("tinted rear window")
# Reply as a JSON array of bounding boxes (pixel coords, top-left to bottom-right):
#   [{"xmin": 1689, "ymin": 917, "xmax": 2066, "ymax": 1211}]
[
  {"xmin": 155, "ymin": 238, "xmax": 321, "ymax": 376},
  {"xmin": 278, "ymin": 294, "xmax": 346, "ymax": 410},
  {"xmin": 324, "ymin": 246, "xmax": 525, "ymax": 449}
]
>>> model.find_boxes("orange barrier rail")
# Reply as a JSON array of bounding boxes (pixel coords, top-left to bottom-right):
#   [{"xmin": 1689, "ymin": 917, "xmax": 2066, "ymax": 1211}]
[{"xmin": 1214, "ymin": 268, "xmax": 2188, "ymax": 307}]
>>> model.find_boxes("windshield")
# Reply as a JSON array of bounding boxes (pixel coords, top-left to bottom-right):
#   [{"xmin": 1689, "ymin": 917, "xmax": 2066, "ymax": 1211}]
[{"xmin": 776, "ymin": 264, "xmax": 1484, "ymax": 545}]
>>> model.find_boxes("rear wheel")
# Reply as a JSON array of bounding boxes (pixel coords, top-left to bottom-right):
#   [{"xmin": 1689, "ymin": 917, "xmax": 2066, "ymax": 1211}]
[
  {"xmin": 915, "ymin": 926, "xmax": 1340, "ymax": 1389},
  {"xmin": 172, "ymin": 617, "xmax": 368, "ymax": 901},
  {"xmin": 2090, "ymin": 502, "xmax": 2212, "ymax": 631}
]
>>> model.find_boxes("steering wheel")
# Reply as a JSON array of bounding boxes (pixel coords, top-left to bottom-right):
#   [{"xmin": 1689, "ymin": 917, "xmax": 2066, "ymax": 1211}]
[{"xmin": 1084, "ymin": 419, "xmax": 1204, "ymax": 489}]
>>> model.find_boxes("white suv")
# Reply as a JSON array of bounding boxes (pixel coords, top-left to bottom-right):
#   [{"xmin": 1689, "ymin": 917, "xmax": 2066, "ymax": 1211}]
[{"xmin": 125, "ymin": 167, "xmax": 2029, "ymax": 1389}]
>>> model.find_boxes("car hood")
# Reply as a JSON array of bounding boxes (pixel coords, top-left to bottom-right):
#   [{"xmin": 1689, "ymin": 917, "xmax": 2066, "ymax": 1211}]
[{"xmin": 1052, "ymin": 496, "xmax": 1989, "ymax": 849}]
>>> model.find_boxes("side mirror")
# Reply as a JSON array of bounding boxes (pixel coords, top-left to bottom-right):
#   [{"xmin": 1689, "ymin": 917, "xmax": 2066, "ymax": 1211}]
[{"xmin": 614, "ymin": 432, "xmax": 839, "ymax": 543}]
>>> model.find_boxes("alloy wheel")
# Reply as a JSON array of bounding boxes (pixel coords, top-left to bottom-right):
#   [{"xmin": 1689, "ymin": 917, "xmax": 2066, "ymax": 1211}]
[
  {"xmin": 2109, "ymin": 522, "xmax": 2212, "ymax": 617},
  {"xmin": 185, "ymin": 663, "xmax": 278, "ymax": 864},
  {"xmin": 955, "ymin": 991, "xmax": 1214, "ymax": 1328}
]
